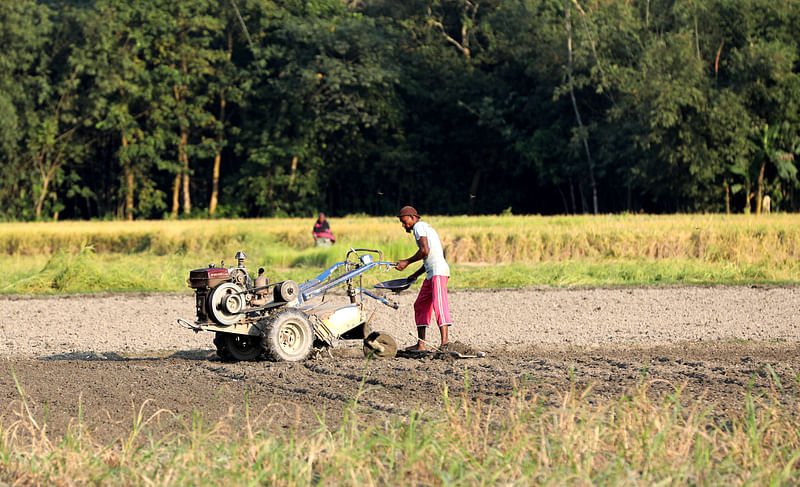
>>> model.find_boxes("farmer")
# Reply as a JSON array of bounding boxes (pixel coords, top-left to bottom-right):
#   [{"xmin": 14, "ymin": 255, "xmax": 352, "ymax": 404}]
[
  {"xmin": 312, "ymin": 212, "xmax": 335, "ymax": 247},
  {"xmin": 395, "ymin": 205, "xmax": 451, "ymax": 351}
]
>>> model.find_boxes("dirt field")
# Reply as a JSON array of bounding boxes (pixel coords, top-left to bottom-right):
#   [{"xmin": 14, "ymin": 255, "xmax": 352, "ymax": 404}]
[{"xmin": 1, "ymin": 286, "xmax": 799, "ymax": 442}]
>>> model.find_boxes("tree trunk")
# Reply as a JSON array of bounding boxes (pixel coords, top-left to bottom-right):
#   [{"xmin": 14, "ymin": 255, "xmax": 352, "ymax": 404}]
[
  {"xmin": 122, "ymin": 135, "xmax": 134, "ymax": 221},
  {"xmin": 181, "ymin": 129, "xmax": 191, "ymax": 215},
  {"xmin": 569, "ymin": 178, "xmax": 577, "ymax": 214},
  {"xmin": 578, "ymin": 181, "xmax": 588, "ymax": 213},
  {"xmin": 34, "ymin": 157, "xmax": 50, "ymax": 220},
  {"xmin": 755, "ymin": 160, "xmax": 766, "ymax": 215},
  {"xmin": 171, "ymin": 174, "xmax": 180, "ymax": 217},
  {"xmin": 288, "ymin": 155, "xmax": 298, "ymax": 188},
  {"xmin": 565, "ymin": 0, "xmax": 598, "ymax": 215},
  {"xmin": 125, "ymin": 167, "xmax": 134, "ymax": 221},
  {"xmin": 210, "ymin": 30, "xmax": 234, "ymax": 217},
  {"xmin": 724, "ymin": 184, "xmax": 730, "ymax": 214},
  {"xmin": 209, "ymin": 93, "xmax": 226, "ymax": 216},
  {"xmin": 34, "ymin": 150, "xmax": 61, "ymax": 220},
  {"xmin": 209, "ymin": 153, "xmax": 221, "ymax": 216},
  {"xmin": 174, "ymin": 57, "xmax": 191, "ymax": 216},
  {"xmin": 744, "ymin": 181, "xmax": 752, "ymax": 214}
]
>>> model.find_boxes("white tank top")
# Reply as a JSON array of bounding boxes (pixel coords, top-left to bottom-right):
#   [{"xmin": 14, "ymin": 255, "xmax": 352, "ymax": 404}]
[{"xmin": 412, "ymin": 221, "xmax": 450, "ymax": 279}]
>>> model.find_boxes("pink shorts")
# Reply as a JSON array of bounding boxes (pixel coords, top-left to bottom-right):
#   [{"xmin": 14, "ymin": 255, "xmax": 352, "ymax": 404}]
[{"xmin": 414, "ymin": 276, "xmax": 451, "ymax": 327}]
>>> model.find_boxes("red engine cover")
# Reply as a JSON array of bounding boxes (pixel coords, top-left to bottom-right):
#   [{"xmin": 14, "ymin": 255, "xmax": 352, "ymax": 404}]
[{"xmin": 188, "ymin": 267, "xmax": 230, "ymax": 288}]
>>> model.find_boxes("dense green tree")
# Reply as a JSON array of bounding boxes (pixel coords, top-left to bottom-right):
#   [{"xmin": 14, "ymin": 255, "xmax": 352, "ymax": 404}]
[
  {"xmin": 143, "ymin": 1, "xmax": 224, "ymax": 217},
  {"xmin": 1, "ymin": 0, "xmax": 799, "ymax": 220},
  {"xmin": 0, "ymin": 0, "xmax": 53, "ymax": 220},
  {"xmin": 81, "ymin": 0, "xmax": 168, "ymax": 220},
  {"xmin": 232, "ymin": 0, "xmax": 402, "ymax": 216},
  {"xmin": 0, "ymin": 0, "xmax": 89, "ymax": 220}
]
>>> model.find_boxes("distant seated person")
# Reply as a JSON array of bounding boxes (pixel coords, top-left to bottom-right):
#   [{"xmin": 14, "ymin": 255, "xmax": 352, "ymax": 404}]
[{"xmin": 312, "ymin": 212, "xmax": 335, "ymax": 247}]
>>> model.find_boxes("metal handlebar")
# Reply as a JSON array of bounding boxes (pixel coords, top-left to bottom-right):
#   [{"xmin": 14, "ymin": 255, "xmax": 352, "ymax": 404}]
[{"xmin": 358, "ymin": 288, "xmax": 399, "ymax": 309}]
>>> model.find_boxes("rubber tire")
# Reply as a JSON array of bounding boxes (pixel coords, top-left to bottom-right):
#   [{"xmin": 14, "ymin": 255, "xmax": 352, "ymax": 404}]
[
  {"xmin": 217, "ymin": 332, "xmax": 263, "ymax": 362},
  {"xmin": 263, "ymin": 309, "xmax": 314, "ymax": 362},
  {"xmin": 213, "ymin": 332, "xmax": 233, "ymax": 361}
]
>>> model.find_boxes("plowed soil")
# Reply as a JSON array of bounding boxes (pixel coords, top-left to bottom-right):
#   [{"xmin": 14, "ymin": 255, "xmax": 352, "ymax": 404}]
[{"xmin": 1, "ymin": 286, "xmax": 799, "ymax": 442}]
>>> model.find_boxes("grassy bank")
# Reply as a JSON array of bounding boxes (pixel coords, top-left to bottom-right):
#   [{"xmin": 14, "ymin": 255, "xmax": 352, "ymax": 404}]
[
  {"xmin": 2, "ymin": 376, "xmax": 798, "ymax": 486},
  {"xmin": 1, "ymin": 214, "xmax": 799, "ymax": 294}
]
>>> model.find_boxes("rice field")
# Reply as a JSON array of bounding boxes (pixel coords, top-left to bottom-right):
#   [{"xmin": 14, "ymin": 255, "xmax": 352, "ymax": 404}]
[{"xmin": 1, "ymin": 214, "xmax": 799, "ymax": 294}]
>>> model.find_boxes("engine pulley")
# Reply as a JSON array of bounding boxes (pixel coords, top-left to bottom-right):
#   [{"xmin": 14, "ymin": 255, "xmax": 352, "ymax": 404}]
[
  {"xmin": 273, "ymin": 280, "xmax": 299, "ymax": 302},
  {"xmin": 208, "ymin": 282, "xmax": 246, "ymax": 325}
]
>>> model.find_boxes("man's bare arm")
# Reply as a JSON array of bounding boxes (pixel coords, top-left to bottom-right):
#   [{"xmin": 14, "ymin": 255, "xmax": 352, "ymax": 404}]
[{"xmin": 396, "ymin": 236, "xmax": 429, "ymax": 271}]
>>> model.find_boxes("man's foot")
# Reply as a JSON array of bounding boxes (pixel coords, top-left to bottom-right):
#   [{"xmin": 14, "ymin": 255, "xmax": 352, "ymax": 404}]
[
  {"xmin": 438, "ymin": 342, "xmax": 449, "ymax": 351},
  {"xmin": 404, "ymin": 343, "xmax": 425, "ymax": 352}
]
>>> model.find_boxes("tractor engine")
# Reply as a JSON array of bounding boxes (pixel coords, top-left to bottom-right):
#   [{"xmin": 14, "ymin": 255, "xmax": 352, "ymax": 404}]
[
  {"xmin": 188, "ymin": 265, "xmax": 231, "ymax": 324},
  {"xmin": 187, "ymin": 251, "xmax": 298, "ymax": 327},
  {"xmin": 187, "ymin": 251, "xmax": 254, "ymax": 326}
]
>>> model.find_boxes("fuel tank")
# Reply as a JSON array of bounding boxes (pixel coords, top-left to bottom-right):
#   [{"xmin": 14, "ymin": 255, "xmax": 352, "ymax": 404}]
[{"xmin": 188, "ymin": 267, "xmax": 230, "ymax": 289}]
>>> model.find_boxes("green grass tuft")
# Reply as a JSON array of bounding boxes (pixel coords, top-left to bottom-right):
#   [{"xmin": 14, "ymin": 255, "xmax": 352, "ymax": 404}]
[{"xmin": 2, "ymin": 376, "xmax": 800, "ymax": 485}]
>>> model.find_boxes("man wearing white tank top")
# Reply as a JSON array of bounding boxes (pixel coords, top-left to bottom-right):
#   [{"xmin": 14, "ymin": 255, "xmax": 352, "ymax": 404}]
[{"xmin": 395, "ymin": 205, "xmax": 452, "ymax": 351}]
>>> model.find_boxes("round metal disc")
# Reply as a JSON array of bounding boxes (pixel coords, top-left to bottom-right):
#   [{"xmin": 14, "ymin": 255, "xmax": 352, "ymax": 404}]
[
  {"xmin": 273, "ymin": 280, "xmax": 299, "ymax": 302},
  {"xmin": 363, "ymin": 332, "xmax": 397, "ymax": 359},
  {"xmin": 208, "ymin": 282, "xmax": 245, "ymax": 325}
]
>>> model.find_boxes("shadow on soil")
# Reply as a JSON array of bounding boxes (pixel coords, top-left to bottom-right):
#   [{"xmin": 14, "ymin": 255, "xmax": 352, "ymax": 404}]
[{"xmin": 40, "ymin": 349, "xmax": 217, "ymax": 361}]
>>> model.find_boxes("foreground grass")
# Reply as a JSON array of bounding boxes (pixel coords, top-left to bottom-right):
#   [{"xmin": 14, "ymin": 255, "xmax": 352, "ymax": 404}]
[
  {"xmin": 1, "ymin": 214, "xmax": 800, "ymax": 294},
  {"xmin": 2, "ymin": 374, "xmax": 799, "ymax": 486}
]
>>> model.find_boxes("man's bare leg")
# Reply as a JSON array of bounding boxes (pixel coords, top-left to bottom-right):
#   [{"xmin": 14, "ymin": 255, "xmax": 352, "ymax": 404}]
[
  {"xmin": 405, "ymin": 325, "xmax": 427, "ymax": 351},
  {"xmin": 439, "ymin": 323, "xmax": 449, "ymax": 347}
]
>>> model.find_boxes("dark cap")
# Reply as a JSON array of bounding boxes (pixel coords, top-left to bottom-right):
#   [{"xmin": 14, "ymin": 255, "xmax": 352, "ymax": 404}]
[{"xmin": 397, "ymin": 205, "xmax": 419, "ymax": 218}]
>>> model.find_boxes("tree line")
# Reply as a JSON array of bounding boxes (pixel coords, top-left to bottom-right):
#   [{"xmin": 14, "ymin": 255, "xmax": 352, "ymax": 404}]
[{"xmin": 1, "ymin": 0, "xmax": 798, "ymax": 221}]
